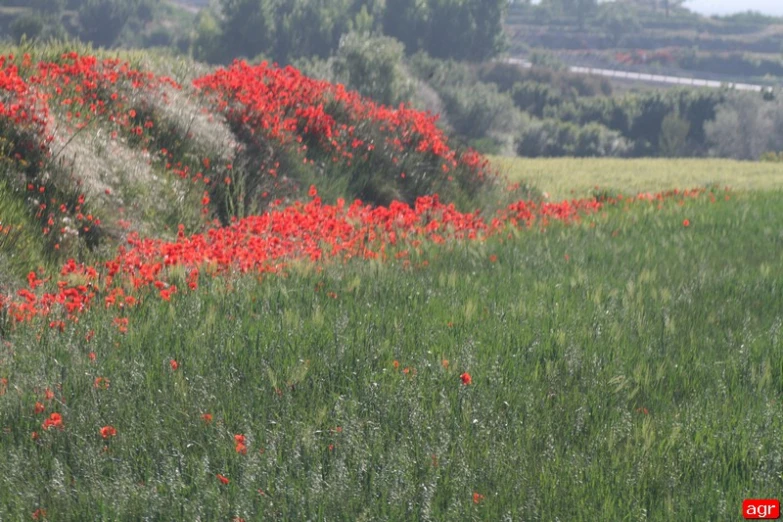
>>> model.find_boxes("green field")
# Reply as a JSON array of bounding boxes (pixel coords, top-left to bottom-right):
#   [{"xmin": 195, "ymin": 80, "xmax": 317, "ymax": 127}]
[
  {"xmin": 493, "ymin": 156, "xmax": 783, "ymax": 200},
  {"xmin": 2, "ymin": 182, "xmax": 782, "ymax": 519}
]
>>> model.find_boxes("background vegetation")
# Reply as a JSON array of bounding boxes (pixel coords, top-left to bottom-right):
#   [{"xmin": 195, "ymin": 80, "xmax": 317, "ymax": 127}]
[{"xmin": 2, "ymin": 1, "xmax": 783, "ymax": 161}]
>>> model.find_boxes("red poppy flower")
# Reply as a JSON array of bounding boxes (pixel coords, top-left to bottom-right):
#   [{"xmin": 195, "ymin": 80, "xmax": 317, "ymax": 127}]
[
  {"xmin": 682, "ymin": 219, "xmax": 690, "ymax": 227},
  {"xmin": 42, "ymin": 412, "xmax": 63, "ymax": 430},
  {"xmin": 217, "ymin": 473, "xmax": 230, "ymax": 485},
  {"xmin": 473, "ymin": 492, "xmax": 485, "ymax": 504},
  {"xmin": 460, "ymin": 372, "xmax": 472, "ymax": 386},
  {"xmin": 34, "ymin": 402, "xmax": 45, "ymax": 414},
  {"xmin": 201, "ymin": 413, "xmax": 213, "ymax": 424},
  {"xmin": 100, "ymin": 425, "xmax": 117, "ymax": 439},
  {"xmin": 169, "ymin": 359, "xmax": 179, "ymax": 371}
]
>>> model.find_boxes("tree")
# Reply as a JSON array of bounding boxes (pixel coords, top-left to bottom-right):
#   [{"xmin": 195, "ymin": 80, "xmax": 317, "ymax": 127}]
[
  {"xmin": 331, "ymin": 33, "xmax": 413, "ymax": 106},
  {"xmin": 192, "ymin": 10, "xmax": 225, "ymax": 64},
  {"xmin": 78, "ymin": 0, "xmax": 133, "ymax": 47},
  {"xmin": 705, "ymin": 94, "xmax": 773, "ymax": 160},
  {"xmin": 219, "ymin": 0, "xmax": 275, "ymax": 60},
  {"xmin": 440, "ymin": 81, "xmax": 520, "ymax": 140},
  {"xmin": 597, "ymin": 3, "xmax": 641, "ymax": 46},
  {"xmin": 659, "ymin": 112, "xmax": 690, "ymax": 157},
  {"xmin": 383, "ymin": 0, "xmax": 429, "ymax": 55}
]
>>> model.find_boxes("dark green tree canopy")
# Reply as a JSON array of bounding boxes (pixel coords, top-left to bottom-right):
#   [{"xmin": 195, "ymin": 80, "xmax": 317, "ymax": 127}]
[{"xmin": 215, "ymin": 0, "xmax": 507, "ymax": 64}]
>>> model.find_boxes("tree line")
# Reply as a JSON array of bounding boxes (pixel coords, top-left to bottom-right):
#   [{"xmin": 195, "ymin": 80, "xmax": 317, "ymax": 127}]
[
  {"xmin": 196, "ymin": 0, "xmax": 506, "ymax": 64},
  {"xmin": 2, "ymin": 0, "xmax": 508, "ymax": 65}
]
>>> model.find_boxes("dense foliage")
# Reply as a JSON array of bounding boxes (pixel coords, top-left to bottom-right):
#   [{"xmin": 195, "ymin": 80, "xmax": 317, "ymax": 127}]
[
  {"xmin": 200, "ymin": 0, "xmax": 507, "ymax": 64},
  {"xmin": 0, "ymin": 47, "xmax": 513, "ymax": 286}
]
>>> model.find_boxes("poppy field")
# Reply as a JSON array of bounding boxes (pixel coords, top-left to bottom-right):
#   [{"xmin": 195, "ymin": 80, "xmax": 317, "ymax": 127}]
[{"xmin": 1, "ymin": 46, "xmax": 783, "ymax": 520}]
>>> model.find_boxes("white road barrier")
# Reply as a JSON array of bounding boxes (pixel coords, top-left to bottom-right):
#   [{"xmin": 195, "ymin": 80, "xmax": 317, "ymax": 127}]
[{"xmin": 505, "ymin": 57, "xmax": 766, "ymax": 92}]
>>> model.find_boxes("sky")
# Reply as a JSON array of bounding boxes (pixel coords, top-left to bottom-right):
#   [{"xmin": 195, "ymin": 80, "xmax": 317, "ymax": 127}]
[{"xmin": 684, "ymin": 0, "xmax": 783, "ymax": 16}]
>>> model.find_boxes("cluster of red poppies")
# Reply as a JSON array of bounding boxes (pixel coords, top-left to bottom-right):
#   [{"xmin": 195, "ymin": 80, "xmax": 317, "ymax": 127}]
[
  {"xmin": 1, "ymin": 53, "xmax": 499, "ymax": 243},
  {"xmin": 0, "ymin": 52, "xmax": 712, "ymax": 331},
  {"xmin": 0, "ymin": 186, "xmax": 707, "ymax": 328},
  {"xmin": 0, "ymin": 53, "xmax": 185, "ymax": 249},
  {"xmin": 193, "ymin": 59, "xmax": 492, "ymax": 185}
]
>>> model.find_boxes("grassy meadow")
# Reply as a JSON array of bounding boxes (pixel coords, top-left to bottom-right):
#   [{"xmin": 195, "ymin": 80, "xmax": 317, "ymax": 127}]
[
  {"xmin": 2, "ymin": 183, "xmax": 783, "ymax": 520},
  {"xmin": 1, "ymin": 46, "xmax": 782, "ymax": 520},
  {"xmin": 493, "ymin": 156, "xmax": 783, "ymax": 199}
]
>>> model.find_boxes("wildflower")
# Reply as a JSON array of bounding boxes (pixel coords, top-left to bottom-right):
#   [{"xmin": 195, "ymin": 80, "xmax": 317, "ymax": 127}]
[
  {"xmin": 201, "ymin": 413, "xmax": 213, "ymax": 424},
  {"xmin": 169, "ymin": 359, "xmax": 179, "ymax": 371},
  {"xmin": 44, "ymin": 388, "xmax": 54, "ymax": 401},
  {"xmin": 94, "ymin": 377, "xmax": 110, "ymax": 390},
  {"xmin": 100, "ymin": 425, "xmax": 117, "ymax": 439},
  {"xmin": 473, "ymin": 492, "xmax": 485, "ymax": 504},
  {"xmin": 34, "ymin": 402, "xmax": 45, "ymax": 414},
  {"xmin": 32, "ymin": 508, "xmax": 47, "ymax": 520},
  {"xmin": 392, "ymin": 360, "xmax": 400, "ymax": 370},
  {"xmin": 442, "ymin": 359, "xmax": 449, "ymax": 369},
  {"xmin": 234, "ymin": 433, "xmax": 248, "ymax": 454},
  {"xmin": 460, "ymin": 372, "xmax": 472, "ymax": 386},
  {"xmin": 42, "ymin": 412, "xmax": 63, "ymax": 430},
  {"xmin": 683, "ymin": 219, "xmax": 690, "ymax": 227},
  {"xmin": 217, "ymin": 473, "xmax": 230, "ymax": 485},
  {"xmin": 489, "ymin": 254, "xmax": 497, "ymax": 263}
]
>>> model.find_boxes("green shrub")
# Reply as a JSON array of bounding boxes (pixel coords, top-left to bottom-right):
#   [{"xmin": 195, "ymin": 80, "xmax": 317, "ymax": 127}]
[
  {"xmin": 440, "ymin": 82, "xmax": 521, "ymax": 141},
  {"xmin": 517, "ymin": 118, "xmax": 630, "ymax": 158},
  {"xmin": 330, "ymin": 33, "xmax": 414, "ymax": 107}
]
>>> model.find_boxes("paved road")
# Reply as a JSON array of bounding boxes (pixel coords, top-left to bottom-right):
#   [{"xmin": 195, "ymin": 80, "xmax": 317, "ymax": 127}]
[{"xmin": 505, "ymin": 57, "xmax": 767, "ymax": 92}]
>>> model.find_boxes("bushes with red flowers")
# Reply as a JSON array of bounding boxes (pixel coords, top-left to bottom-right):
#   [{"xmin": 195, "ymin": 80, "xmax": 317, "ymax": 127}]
[{"xmin": 194, "ymin": 59, "xmax": 502, "ymax": 221}]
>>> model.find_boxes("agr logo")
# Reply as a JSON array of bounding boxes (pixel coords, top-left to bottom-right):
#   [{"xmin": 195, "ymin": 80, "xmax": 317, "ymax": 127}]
[{"xmin": 743, "ymin": 499, "xmax": 780, "ymax": 519}]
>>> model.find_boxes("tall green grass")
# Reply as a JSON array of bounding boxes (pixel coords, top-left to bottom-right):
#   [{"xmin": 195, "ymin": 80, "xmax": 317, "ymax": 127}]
[{"xmin": 0, "ymin": 191, "xmax": 781, "ymax": 519}]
